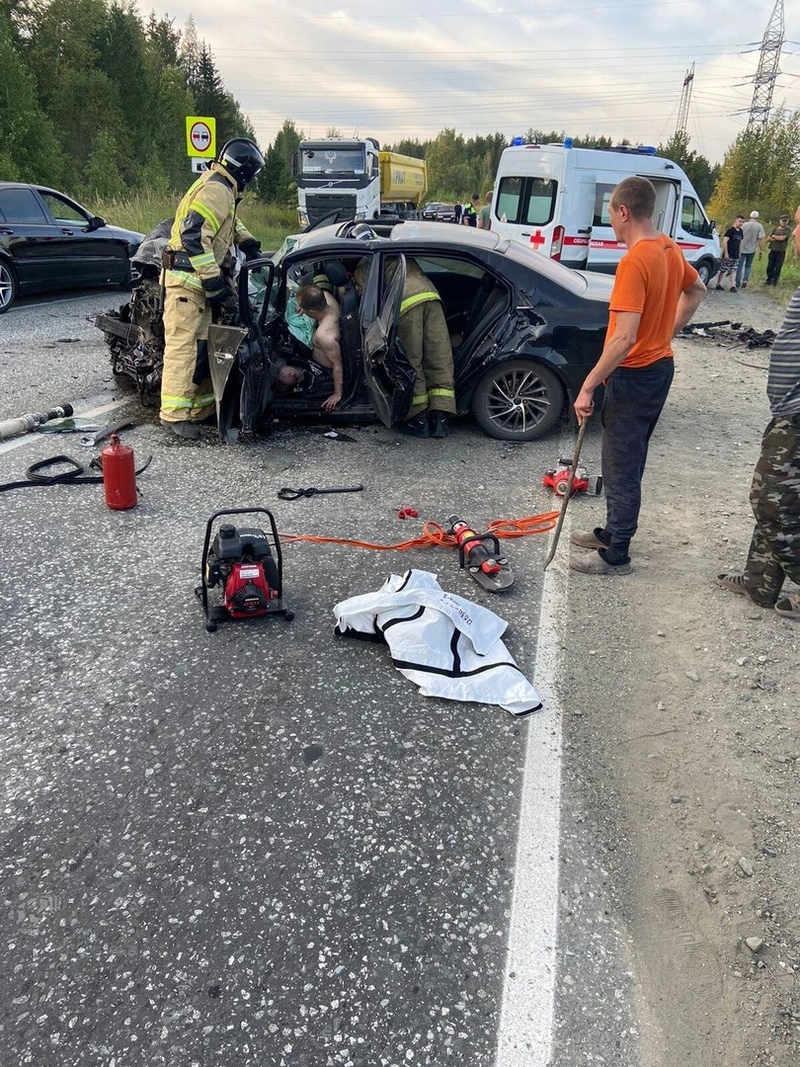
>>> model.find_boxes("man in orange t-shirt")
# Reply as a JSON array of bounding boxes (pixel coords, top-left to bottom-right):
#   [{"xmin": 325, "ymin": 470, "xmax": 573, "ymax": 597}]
[{"xmin": 570, "ymin": 176, "xmax": 706, "ymax": 574}]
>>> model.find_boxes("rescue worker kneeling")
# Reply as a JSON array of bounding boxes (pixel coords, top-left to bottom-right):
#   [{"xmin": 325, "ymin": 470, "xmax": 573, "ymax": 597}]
[
  {"xmin": 160, "ymin": 138, "xmax": 264, "ymax": 440},
  {"xmin": 391, "ymin": 259, "xmax": 457, "ymax": 439}
]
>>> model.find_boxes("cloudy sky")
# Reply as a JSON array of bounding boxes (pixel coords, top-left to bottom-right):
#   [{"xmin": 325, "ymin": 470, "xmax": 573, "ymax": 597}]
[{"xmin": 162, "ymin": 0, "xmax": 799, "ymax": 163}]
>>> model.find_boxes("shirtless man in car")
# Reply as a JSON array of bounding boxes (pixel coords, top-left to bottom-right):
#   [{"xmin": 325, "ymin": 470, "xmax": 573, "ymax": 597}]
[{"xmin": 294, "ymin": 284, "xmax": 343, "ymax": 411}]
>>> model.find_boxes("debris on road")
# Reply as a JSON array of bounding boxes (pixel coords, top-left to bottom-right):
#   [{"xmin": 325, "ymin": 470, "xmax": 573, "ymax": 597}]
[{"xmin": 680, "ymin": 320, "xmax": 777, "ymax": 348}]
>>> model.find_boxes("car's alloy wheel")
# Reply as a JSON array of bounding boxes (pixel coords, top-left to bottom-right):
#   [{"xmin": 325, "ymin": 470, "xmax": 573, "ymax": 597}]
[
  {"xmin": 0, "ymin": 260, "xmax": 17, "ymax": 314},
  {"xmin": 471, "ymin": 359, "xmax": 565, "ymax": 441}
]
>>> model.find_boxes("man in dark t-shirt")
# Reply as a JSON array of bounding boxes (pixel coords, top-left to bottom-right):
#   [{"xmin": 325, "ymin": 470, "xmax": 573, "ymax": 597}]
[{"xmin": 714, "ymin": 215, "xmax": 745, "ymax": 292}]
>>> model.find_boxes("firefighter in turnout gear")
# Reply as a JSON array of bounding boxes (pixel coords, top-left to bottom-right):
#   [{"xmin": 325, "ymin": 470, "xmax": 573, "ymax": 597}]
[
  {"xmin": 159, "ymin": 137, "xmax": 264, "ymax": 440},
  {"xmin": 396, "ymin": 260, "xmax": 456, "ymax": 438}
]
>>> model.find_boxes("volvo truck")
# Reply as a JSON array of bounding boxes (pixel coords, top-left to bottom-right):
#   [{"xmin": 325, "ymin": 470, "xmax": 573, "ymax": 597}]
[{"xmin": 293, "ymin": 138, "xmax": 427, "ymax": 228}]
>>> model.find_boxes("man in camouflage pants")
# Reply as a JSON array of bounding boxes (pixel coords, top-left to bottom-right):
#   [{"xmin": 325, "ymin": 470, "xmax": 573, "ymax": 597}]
[{"xmin": 716, "ymin": 205, "xmax": 800, "ymax": 619}]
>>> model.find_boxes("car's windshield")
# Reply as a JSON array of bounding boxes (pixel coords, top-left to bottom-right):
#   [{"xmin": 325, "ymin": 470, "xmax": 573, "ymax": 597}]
[{"xmin": 298, "ymin": 147, "xmax": 366, "ymax": 177}]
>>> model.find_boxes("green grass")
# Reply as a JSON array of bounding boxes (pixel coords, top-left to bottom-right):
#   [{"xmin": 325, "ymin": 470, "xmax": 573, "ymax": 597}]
[
  {"xmin": 94, "ymin": 192, "xmax": 297, "ymax": 252},
  {"xmin": 734, "ymin": 252, "xmax": 798, "ymax": 304}
]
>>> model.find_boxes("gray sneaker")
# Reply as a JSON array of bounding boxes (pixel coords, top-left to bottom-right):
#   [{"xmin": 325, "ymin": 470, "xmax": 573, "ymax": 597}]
[
  {"xmin": 569, "ymin": 550, "xmax": 631, "ymax": 575},
  {"xmin": 570, "ymin": 528, "xmax": 608, "ymax": 550}
]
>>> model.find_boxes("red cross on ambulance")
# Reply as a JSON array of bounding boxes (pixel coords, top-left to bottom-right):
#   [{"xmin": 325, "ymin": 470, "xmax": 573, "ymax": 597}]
[{"xmin": 529, "ymin": 229, "xmax": 547, "ymax": 251}]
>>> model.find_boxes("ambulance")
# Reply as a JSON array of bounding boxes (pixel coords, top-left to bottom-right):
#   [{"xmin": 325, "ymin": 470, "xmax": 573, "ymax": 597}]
[{"xmin": 491, "ymin": 141, "xmax": 720, "ymax": 283}]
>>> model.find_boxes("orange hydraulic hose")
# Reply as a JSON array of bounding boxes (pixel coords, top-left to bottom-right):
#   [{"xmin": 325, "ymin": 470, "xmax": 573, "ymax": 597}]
[{"xmin": 278, "ymin": 511, "xmax": 560, "ymax": 552}]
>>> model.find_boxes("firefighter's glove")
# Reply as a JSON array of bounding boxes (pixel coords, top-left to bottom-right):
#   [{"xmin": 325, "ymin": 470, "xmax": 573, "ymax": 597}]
[
  {"xmin": 204, "ymin": 276, "xmax": 228, "ymax": 308},
  {"xmin": 239, "ymin": 238, "xmax": 262, "ymax": 262}
]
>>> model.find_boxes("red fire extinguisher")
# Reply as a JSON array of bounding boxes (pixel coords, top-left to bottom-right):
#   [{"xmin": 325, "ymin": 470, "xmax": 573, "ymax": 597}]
[{"xmin": 101, "ymin": 433, "xmax": 138, "ymax": 510}]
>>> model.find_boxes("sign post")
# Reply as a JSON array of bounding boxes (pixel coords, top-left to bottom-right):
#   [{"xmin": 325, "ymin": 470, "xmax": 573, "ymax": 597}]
[{"xmin": 186, "ymin": 116, "xmax": 217, "ymax": 164}]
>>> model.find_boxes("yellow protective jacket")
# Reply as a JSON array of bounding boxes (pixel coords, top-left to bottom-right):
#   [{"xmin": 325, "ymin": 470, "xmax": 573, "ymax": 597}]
[
  {"xmin": 166, "ymin": 162, "xmax": 255, "ymax": 297},
  {"xmin": 399, "ymin": 259, "xmax": 443, "ymax": 314}
]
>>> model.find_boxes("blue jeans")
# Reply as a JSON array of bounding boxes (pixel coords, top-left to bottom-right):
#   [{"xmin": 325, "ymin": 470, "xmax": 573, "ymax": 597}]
[
  {"xmin": 736, "ymin": 252, "xmax": 755, "ymax": 287},
  {"xmin": 599, "ymin": 357, "xmax": 675, "ymax": 562}
]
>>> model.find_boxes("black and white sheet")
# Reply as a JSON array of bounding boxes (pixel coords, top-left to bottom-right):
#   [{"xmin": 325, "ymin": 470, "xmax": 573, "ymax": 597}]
[{"xmin": 334, "ymin": 570, "xmax": 543, "ymax": 717}]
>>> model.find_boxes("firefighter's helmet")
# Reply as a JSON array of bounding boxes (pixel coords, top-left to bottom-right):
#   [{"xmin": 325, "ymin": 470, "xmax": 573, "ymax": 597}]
[{"xmin": 216, "ymin": 138, "xmax": 265, "ymax": 190}]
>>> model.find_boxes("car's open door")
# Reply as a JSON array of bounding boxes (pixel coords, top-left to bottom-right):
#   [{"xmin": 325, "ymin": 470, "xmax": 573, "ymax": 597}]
[
  {"xmin": 208, "ymin": 256, "xmax": 277, "ymax": 442},
  {"xmin": 360, "ymin": 253, "xmax": 414, "ymax": 427}
]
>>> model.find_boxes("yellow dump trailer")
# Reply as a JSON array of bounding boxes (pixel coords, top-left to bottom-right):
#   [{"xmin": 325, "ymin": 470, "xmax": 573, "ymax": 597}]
[{"xmin": 378, "ymin": 152, "xmax": 427, "ymax": 210}]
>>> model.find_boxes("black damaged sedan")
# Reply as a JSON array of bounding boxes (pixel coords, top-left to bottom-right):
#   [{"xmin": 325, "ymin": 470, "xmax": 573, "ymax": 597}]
[
  {"xmin": 98, "ymin": 218, "xmax": 611, "ymax": 442},
  {"xmin": 223, "ymin": 219, "xmax": 611, "ymax": 442}
]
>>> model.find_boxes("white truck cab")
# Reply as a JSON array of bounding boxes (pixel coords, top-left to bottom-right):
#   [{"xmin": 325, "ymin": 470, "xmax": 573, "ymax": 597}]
[{"xmin": 491, "ymin": 141, "xmax": 720, "ymax": 284}]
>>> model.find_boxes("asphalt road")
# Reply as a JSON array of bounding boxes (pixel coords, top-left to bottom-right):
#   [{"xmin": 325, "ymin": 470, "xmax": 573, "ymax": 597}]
[{"xmin": 0, "ymin": 291, "xmax": 638, "ymax": 1066}]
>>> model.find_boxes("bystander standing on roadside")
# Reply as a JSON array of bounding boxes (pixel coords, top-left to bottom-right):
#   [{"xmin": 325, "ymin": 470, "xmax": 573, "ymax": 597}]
[
  {"xmin": 570, "ymin": 176, "xmax": 706, "ymax": 575},
  {"xmin": 716, "ymin": 205, "xmax": 800, "ymax": 620},
  {"xmin": 765, "ymin": 214, "xmax": 791, "ymax": 286},
  {"xmin": 714, "ymin": 215, "xmax": 745, "ymax": 292},
  {"xmin": 453, "ymin": 201, "xmax": 463, "ymax": 225},
  {"xmin": 736, "ymin": 210, "xmax": 765, "ymax": 289},
  {"xmin": 478, "ymin": 191, "xmax": 492, "ymax": 231},
  {"xmin": 462, "ymin": 194, "xmax": 479, "ymax": 227}
]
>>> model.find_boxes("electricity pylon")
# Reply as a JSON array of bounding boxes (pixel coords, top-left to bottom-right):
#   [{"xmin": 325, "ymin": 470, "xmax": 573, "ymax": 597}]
[
  {"xmin": 747, "ymin": 0, "xmax": 785, "ymax": 129},
  {"xmin": 676, "ymin": 63, "xmax": 695, "ymax": 136}
]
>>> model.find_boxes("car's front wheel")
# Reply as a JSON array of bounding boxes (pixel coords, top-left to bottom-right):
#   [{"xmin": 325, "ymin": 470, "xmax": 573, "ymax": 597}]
[
  {"xmin": 0, "ymin": 260, "xmax": 18, "ymax": 314},
  {"xmin": 471, "ymin": 359, "xmax": 565, "ymax": 441}
]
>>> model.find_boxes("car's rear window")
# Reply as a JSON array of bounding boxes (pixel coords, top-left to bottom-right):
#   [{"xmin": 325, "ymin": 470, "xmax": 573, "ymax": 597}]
[
  {"xmin": 497, "ymin": 176, "xmax": 557, "ymax": 227},
  {"xmin": 500, "ymin": 238, "xmax": 589, "ymax": 296},
  {"xmin": 0, "ymin": 187, "xmax": 49, "ymax": 224}
]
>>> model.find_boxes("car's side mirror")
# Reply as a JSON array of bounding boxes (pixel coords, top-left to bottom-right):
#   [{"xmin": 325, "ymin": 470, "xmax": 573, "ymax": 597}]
[{"xmin": 88, "ymin": 215, "xmax": 107, "ymax": 231}]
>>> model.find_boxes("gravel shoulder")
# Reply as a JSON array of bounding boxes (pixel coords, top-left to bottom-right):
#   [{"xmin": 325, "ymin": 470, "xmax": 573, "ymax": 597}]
[{"xmin": 557, "ymin": 286, "xmax": 799, "ymax": 1066}]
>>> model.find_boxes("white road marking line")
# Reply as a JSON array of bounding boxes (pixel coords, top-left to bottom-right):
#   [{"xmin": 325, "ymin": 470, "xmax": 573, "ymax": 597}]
[
  {"xmin": 0, "ymin": 397, "xmax": 131, "ymax": 456},
  {"xmin": 494, "ymin": 536, "xmax": 568, "ymax": 1066}
]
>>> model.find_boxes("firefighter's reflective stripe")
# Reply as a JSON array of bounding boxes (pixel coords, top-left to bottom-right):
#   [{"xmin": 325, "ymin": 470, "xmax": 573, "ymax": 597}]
[
  {"xmin": 165, "ymin": 268, "xmax": 205, "ymax": 293},
  {"xmin": 191, "ymin": 200, "xmax": 222, "ymax": 233},
  {"xmin": 189, "ymin": 250, "xmax": 217, "ymax": 271},
  {"xmin": 162, "ymin": 391, "xmax": 215, "ymax": 410},
  {"xmin": 400, "ymin": 291, "xmax": 440, "ymax": 315},
  {"xmin": 398, "ymin": 299, "xmax": 456, "ymax": 416}
]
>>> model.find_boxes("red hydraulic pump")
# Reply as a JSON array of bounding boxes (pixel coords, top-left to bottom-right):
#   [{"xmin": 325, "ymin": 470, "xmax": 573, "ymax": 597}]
[
  {"xmin": 197, "ymin": 508, "xmax": 294, "ymax": 632},
  {"xmin": 542, "ymin": 457, "xmax": 602, "ymax": 497}
]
